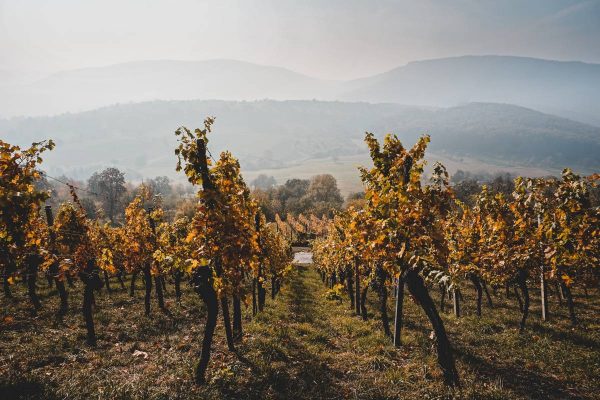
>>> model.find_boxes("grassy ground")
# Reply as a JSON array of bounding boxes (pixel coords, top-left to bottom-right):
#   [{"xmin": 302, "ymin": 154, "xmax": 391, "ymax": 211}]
[{"xmin": 1, "ymin": 265, "xmax": 599, "ymax": 399}]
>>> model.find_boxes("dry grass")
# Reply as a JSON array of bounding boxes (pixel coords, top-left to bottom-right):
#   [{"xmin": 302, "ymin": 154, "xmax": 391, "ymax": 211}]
[{"xmin": 1, "ymin": 266, "xmax": 599, "ymax": 399}]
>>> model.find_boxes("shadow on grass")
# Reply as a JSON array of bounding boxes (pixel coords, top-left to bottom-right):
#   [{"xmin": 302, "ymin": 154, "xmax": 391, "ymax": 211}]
[
  {"xmin": 455, "ymin": 347, "xmax": 584, "ymax": 400},
  {"xmin": 0, "ymin": 379, "xmax": 57, "ymax": 400},
  {"xmin": 529, "ymin": 323, "xmax": 600, "ymax": 350},
  {"xmin": 220, "ymin": 266, "xmax": 346, "ymax": 400}
]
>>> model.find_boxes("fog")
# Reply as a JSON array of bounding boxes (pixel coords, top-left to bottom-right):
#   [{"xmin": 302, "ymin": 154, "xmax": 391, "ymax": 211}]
[
  {"xmin": 1, "ymin": 0, "xmax": 599, "ymax": 186},
  {"xmin": 1, "ymin": 0, "xmax": 599, "ymax": 82}
]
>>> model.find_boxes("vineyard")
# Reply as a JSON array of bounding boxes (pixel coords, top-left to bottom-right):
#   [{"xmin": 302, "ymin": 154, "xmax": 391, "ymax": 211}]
[{"xmin": 1, "ymin": 120, "xmax": 599, "ymax": 399}]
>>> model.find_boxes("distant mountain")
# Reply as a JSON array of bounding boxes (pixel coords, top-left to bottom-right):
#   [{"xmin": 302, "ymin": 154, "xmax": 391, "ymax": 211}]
[
  {"xmin": 1, "ymin": 56, "xmax": 599, "ymax": 127},
  {"xmin": 0, "ymin": 60, "xmax": 339, "ymax": 117},
  {"xmin": 341, "ymin": 55, "xmax": 600, "ymax": 126},
  {"xmin": 2, "ymin": 100, "xmax": 598, "ymax": 181}
]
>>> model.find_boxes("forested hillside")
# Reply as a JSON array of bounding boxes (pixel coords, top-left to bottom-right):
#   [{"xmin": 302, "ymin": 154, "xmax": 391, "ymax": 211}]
[{"xmin": 2, "ymin": 100, "xmax": 598, "ymax": 181}]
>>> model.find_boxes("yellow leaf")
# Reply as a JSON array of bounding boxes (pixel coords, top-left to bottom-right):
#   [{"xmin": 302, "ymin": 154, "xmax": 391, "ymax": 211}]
[
  {"xmin": 561, "ymin": 274, "xmax": 573, "ymax": 286},
  {"xmin": 185, "ymin": 231, "xmax": 196, "ymax": 243}
]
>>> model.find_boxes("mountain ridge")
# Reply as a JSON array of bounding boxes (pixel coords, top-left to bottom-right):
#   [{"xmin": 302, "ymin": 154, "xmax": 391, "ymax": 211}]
[
  {"xmin": 340, "ymin": 55, "xmax": 600, "ymax": 125},
  {"xmin": 2, "ymin": 55, "xmax": 599, "ymax": 126}
]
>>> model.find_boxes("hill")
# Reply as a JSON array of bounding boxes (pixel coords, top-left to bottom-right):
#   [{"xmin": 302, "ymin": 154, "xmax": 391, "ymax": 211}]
[
  {"xmin": 1, "ymin": 100, "xmax": 598, "ymax": 187},
  {"xmin": 2, "ymin": 56, "xmax": 600, "ymax": 126},
  {"xmin": 0, "ymin": 60, "xmax": 339, "ymax": 117},
  {"xmin": 341, "ymin": 55, "xmax": 600, "ymax": 126}
]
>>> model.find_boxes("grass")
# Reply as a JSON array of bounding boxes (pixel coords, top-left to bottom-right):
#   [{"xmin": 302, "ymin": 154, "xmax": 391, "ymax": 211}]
[{"xmin": 1, "ymin": 266, "xmax": 599, "ymax": 399}]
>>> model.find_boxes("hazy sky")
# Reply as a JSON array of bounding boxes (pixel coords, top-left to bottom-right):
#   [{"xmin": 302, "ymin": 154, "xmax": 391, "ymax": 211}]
[{"xmin": 1, "ymin": 0, "xmax": 599, "ymax": 80}]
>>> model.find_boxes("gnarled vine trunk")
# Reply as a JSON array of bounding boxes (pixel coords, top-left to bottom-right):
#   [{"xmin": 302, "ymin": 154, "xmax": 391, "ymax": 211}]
[
  {"xmin": 482, "ymin": 280, "xmax": 493, "ymax": 308},
  {"xmin": 470, "ymin": 275, "xmax": 483, "ymax": 317},
  {"xmin": 143, "ymin": 265, "xmax": 152, "ymax": 315},
  {"xmin": 192, "ymin": 268, "xmax": 218, "ymax": 384},
  {"xmin": 404, "ymin": 269, "xmax": 460, "ymax": 387},
  {"xmin": 346, "ymin": 267, "xmax": 355, "ymax": 310},
  {"xmin": 514, "ymin": 285, "xmax": 523, "ymax": 313},
  {"xmin": 174, "ymin": 270, "xmax": 182, "ymax": 303},
  {"xmin": 155, "ymin": 275, "xmax": 165, "ymax": 310},
  {"xmin": 360, "ymin": 286, "xmax": 368, "ymax": 321},
  {"xmin": 26, "ymin": 255, "xmax": 42, "ymax": 314},
  {"xmin": 560, "ymin": 280, "xmax": 577, "ymax": 326},
  {"xmin": 82, "ymin": 283, "xmax": 96, "ymax": 345},
  {"xmin": 233, "ymin": 293, "xmax": 242, "ymax": 340},
  {"xmin": 130, "ymin": 272, "xmax": 137, "ymax": 297},
  {"xmin": 376, "ymin": 266, "xmax": 391, "ymax": 337},
  {"xmin": 517, "ymin": 270, "xmax": 529, "ymax": 333},
  {"xmin": 103, "ymin": 270, "xmax": 111, "ymax": 293},
  {"xmin": 80, "ymin": 260, "xmax": 103, "ymax": 346},
  {"xmin": 51, "ymin": 262, "xmax": 69, "ymax": 316},
  {"xmin": 221, "ymin": 296, "xmax": 236, "ymax": 351},
  {"xmin": 554, "ymin": 280, "xmax": 564, "ymax": 305},
  {"xmin": 117, "ymin": 269, "xmax": 126, "ymax": 290}
]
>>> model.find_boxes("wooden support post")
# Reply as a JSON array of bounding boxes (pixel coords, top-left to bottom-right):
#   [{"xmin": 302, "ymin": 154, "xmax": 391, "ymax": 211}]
[
  {"xmin": 453, "ymin": 288, "xmax": 460, "ymax": 318},
  {"xmin": 540, "ymin": 265, "xmax": 549, "ymax": 321},
  {"xmin": 355, "ymin": 262, "xmax": 361, "ymax": 316},
  {"xmin": 538, "ymin": 215, "xmax": 549, "ymax": 322}
]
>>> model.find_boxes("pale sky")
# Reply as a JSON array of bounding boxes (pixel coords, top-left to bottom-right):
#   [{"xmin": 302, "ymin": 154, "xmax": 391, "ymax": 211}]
[{"xmin": 1, "ymin": 0, "xmax": 599, "ymax": 80}]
